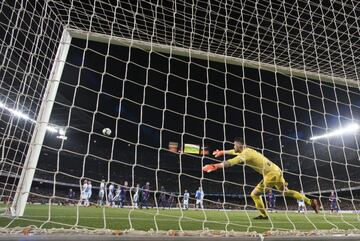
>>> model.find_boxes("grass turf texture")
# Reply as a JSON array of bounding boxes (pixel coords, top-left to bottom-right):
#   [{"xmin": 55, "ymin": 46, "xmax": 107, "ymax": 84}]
[{"xmin": 1, "ymin": 205, "xmax": 359, "ymax": 233}]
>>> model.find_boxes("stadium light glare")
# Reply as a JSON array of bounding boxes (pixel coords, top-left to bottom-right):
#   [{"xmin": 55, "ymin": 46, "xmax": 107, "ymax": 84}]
[
  {"xmin": 0, "ymin": 101, "xmax": 66, "ymax": 137},
  {"xmin": 56, "ymin": 135, "xmax": 67, "ymax": 140},
  {"xmin": 9, "ymin": 109, "xmax": 30, "ymax": 121},
  {"xmin": 46, "ymin": 126, "xmax": 58, "ymax": 133},
  {"xmin": 58, "ymin": 129, "xmax": 66, "ymax": 136},
  {"xmin": 310, "ymin": 123, "xmax": 359, "ymax": 140}
]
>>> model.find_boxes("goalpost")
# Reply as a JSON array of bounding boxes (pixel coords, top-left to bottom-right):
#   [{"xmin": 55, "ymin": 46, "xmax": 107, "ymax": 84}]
[
  {"xmin": 1, "ymin": 0, "xmax": 360, "ymax": 239},
  {"xmin": 10, "ymin": 29, "xmax": 72, "ymax": 217}
]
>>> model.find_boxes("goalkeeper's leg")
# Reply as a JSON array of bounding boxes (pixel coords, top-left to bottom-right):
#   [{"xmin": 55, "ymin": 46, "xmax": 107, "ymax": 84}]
[
  {"xmin": 250, "ymin": 181, "xmax": 269, "ymax": 218},
  {"xmin": 275, "ymin": 177, "xmax": 320, "ymax": 214},
  {"xmin": 283, "ymin": 189, "xmax": 311, "ymax": 205}
]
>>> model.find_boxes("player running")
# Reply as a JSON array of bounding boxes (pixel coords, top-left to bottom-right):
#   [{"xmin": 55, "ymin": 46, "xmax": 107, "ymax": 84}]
[{"xmin": 202, "ymin": 137, "xmax": 320, "ymax": 219}]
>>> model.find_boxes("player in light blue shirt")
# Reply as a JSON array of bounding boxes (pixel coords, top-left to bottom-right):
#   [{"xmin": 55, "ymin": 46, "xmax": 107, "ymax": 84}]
[
  {"xmin": 195, "ymin": 187, "xmax": 204, "ymax": 209},
  {"xmin": 98, "ymin": 180, "xmax": 105, "ymax": 206},
  {"xmin": 183, "ymin": 190, "xmax": 190, "ymax": 210},
  {"xmin": 132, "ymin": 184, "xmax": 140, "ymax": 208},
  {"xmin": 108, "ymin": 183, "xmax": 115, "ymax": 206},
  {"xmin": 78, "ymin": 180, "xmax": 88, "ymax": 206},
  {"xmin": 85, "ymin": 181, "xmax": 92, "ymax": 207}
]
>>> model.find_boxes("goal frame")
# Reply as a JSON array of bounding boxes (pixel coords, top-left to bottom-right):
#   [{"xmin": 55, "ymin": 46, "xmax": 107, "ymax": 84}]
[
  {"xmin": 10, "ymin": 27, "xmax": 357, "ymax": 217},
  {"xmin": 68, "ymin": 28, "xmax": 359, "ymax": 87},
  {"xmin": 10, "ymin": 29, "xmax": 72, "ymax": 217}
]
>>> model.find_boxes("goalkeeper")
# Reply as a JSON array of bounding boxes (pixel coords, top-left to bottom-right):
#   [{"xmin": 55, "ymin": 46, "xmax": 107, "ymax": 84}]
[{"xmin": 203, "ymin": 137, "xmax": 320, "ymax": 219}]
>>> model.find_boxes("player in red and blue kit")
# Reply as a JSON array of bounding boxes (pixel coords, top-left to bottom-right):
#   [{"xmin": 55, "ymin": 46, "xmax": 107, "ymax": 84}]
[
  {"xmin": 329, "ymin": 191, "xmax": 340, "ymax": 213},
  {"xmin": 158, "ymin": 186, "xmax": 167, "ymax": 209},
  {"xmin": 119, "ymin": 181, "xmax": 128, "ymax": 208},
  {"xmin": 266, "ymin": 190, "xmax": 276, "ymax": 211},
  {"xmin": 141, "ymin": 182, "xmax": 150, "ymax": 209}
]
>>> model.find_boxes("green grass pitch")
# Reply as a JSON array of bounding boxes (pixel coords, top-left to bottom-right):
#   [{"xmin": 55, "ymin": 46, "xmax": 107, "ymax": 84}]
[{"xmin": 1, "ymin": 205, "xmax": 360, "ymax": 233}]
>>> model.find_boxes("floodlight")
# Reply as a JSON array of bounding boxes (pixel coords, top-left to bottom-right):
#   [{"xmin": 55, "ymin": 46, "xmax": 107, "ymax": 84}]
[
  {"xmin": 10, "ymin": 109, "xmax": 30, "ymax": 120},
  {"xmin": 310, "ymin": 123, "xmax": 359, "ymax": 140},
  {"xmin": 0, "ymin": 101, "xmax": 65, "ymax": 137}
]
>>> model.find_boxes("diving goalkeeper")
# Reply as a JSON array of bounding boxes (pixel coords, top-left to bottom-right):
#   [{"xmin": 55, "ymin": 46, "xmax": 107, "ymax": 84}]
[{"xmin": 202, "ymin": 137, "xmax": 320, "ymax": 220}]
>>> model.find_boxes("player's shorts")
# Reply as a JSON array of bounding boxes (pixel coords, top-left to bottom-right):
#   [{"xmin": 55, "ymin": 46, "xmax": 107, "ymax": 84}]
[
  {"xmin": 298, "ymin": 201, "xmax": 305, "ymax": 207},
  {"xmin": 255, "ymin": 171, "xmax": 288, "ymax": 192},
  {"xmin": 196, "ymin": 200, "xmax": 203, "ymax": 205},
  {"xmin": 133, "ymin": 194, "xmax": 138, "ymax": 202},
  {"xmin": 81, "ymin": 192, "xmax": 88, "ymax": 200},
  {"xmin": 99, "ymin": 190, "xmax": 104, "ymax": 198},
  {"xmin": 87, "ymin": 192, "xmax": 92, "ymax": 199},
  {"xmin": 183, "ymin": 200, "xmax": 189, "ymax": 205}
]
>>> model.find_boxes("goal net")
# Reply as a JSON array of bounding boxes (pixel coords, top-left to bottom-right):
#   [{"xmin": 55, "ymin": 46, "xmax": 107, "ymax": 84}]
[{"xmin": 1, "ymin": 0, "xmax": 360, "ymax": 238}]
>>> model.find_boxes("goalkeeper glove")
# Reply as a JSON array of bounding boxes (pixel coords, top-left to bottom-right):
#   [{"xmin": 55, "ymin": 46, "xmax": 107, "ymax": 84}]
[
  {"xmin": 212, "ymin": 149, "xmax": 225, "ymax": 157},
  {"xmin": 202, "ymin": 164, "xmax": 220, "ymax": 173}
]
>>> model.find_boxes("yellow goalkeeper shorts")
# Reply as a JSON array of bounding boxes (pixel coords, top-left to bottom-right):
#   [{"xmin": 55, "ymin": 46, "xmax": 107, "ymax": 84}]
[{"xmin": 255, "ymin": 171, "xmax": 288, "ymax": 192}]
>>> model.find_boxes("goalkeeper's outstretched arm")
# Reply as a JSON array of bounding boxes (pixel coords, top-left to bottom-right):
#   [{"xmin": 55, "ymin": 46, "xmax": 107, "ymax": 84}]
[
  {"xmin": 203, "ymin": 149, "xmax": 245, "ymax": 173},
  {"xmin": 202, "ymin": 161, "xmax": 232, "ymax": 173},
  {"xmin": 212, "ymin": 149, "xmax": 236, "ymax": 157},
  {"xmin": 202, "ymin": 149, "xmax": 235, "ymax": 173}
]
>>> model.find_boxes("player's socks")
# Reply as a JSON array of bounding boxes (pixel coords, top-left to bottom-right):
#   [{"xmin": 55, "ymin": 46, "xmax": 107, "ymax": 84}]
[{"xmin": 251, "ymin": 194, "xmax": 268, "ymax": 217}]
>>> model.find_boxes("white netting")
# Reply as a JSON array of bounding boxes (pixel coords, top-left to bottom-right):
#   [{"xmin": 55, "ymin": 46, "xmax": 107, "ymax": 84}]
[
  {"xmin": 0, "ymin": 0, "xmax": 360, "ymax": 238},
  {"xmin": 0, "ymin": 0, "xmax": 64, "ymax": 209}
]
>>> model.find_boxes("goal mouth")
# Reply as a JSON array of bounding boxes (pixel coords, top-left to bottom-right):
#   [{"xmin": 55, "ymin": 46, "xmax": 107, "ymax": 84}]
[{"xmin": 1, "ymin": 0, "xmax": 360, "ymax": 239}]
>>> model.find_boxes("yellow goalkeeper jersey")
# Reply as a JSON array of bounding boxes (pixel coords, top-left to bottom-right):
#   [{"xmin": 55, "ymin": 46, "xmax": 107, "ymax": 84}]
[{"xmin": 227, "ymin": 147, "xmax": 281, "ymax": 175}]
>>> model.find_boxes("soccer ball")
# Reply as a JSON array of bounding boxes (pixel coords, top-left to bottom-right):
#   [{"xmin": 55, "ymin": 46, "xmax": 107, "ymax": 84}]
[{"xmin": 102, "ymin": 128, "xmax": 112, "ymax": 136}]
